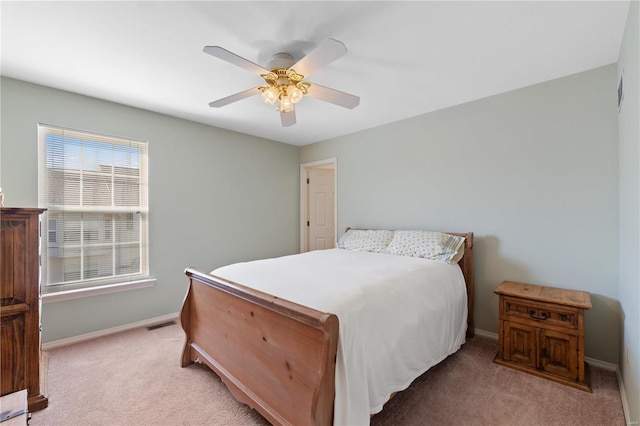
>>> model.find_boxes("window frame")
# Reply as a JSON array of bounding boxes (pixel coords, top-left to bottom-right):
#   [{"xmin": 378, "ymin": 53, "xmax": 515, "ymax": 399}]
[{"xmin": 38, "ymin": 124, "xmax": 150, "ymax": 296}]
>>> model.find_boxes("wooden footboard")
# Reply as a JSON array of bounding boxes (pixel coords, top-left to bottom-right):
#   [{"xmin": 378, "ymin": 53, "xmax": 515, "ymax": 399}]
[{"xmin": 180, "ymin": 268, "xmax": 339, "ymax": 426}]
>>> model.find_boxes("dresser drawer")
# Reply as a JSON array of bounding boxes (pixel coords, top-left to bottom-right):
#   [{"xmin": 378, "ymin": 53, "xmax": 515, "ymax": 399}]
[{"xmin": 502, "ymin": 296, "xmax": 578, "ymax": 329}]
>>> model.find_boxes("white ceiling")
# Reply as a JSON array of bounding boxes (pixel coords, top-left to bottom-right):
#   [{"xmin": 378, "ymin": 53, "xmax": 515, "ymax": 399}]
[{"xmin": 1, "ymin": 1, "xmax": 630, "ymax": 146}]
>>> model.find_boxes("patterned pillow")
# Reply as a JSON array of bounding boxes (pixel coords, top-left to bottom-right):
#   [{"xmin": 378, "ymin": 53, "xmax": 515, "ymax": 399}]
[
  {"xmin": 385, "ymin": 230, "xmax": 465, "ymax": 264},
  {"xmin": 337, "ymin": 229, "xmax": 395, "ymax": 253}
]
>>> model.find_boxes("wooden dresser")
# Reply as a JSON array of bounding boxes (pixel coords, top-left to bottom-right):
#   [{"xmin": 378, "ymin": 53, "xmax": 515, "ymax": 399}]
[
  {"xmin": 493, "ymin": 281, "xmax": 592, "ymax": 392},
  {"xmin": 1, "ymin": 207, "xmax": 48, "ymax": 412}
]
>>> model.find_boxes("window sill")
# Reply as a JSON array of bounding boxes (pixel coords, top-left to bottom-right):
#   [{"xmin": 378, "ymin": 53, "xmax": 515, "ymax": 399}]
[{"xmin": 41, "ymin": 278, "xmax": 156, "ymax": 304}]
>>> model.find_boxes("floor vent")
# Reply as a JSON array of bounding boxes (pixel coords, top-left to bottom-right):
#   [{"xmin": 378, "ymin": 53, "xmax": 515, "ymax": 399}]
[{"xmin": 146, "ymin": 321, "xmax": 177, "ymax": 331}]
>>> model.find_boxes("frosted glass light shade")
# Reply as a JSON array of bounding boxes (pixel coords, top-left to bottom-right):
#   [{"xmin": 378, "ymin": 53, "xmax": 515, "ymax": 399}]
[
  {"xmin": 288, "ymin": 85, "xmax": 303, "ymax": 104},
  {"xmin": 261, "ymin": 86, "xmax": 279, "ymax": 105},
  {"xmin": 279, "ymin": 95, "xmax": 294, "ymax": 112}
]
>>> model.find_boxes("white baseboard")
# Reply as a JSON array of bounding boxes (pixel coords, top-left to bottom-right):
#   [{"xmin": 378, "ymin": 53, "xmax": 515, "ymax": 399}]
[
  {"xmin": 616, "ymin": 367, "xmax": 632, "ymax": 426},
  {"xmin": 584, "ymin": 356, "xmax": 617, "ymax": 371},
  {"xmin": 473, "ymin": 328, "xmax": 498, "ymax": 340},
  {"xmin": 474, "ymin": 327, "xmax": 630, "ymax": 423},
  {"xmin": 42, "ymin": 312, "xmax": 180, "ymax": 351}
]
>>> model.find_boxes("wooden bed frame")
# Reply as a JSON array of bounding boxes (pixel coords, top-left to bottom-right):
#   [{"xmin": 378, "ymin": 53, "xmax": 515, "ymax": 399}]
[{"xmin": 180, "ymin": 231, "xmax": 474, "ymax": 426}]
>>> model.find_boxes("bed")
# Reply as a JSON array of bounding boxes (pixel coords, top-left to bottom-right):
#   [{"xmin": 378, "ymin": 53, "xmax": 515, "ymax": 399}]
[{"xmin": 180, "ymin": 229, "xmax": 474, "ymax": 426}]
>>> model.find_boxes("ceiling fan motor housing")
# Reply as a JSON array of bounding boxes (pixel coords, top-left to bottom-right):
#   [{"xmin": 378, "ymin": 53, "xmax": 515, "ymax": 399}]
[{"xmin": 266, "ymin": 53, "xmax": 295, "ymax": 70}]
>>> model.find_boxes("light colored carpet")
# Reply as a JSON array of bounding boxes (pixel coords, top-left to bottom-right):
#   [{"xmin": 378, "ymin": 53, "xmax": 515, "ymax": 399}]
[
  {"xmin": 370, "ymin": 336, "xmax": 624, "ymax": 426},
  {"xmin": 30, "ymin": 323, "xmax": 624, "ymax": 426}
]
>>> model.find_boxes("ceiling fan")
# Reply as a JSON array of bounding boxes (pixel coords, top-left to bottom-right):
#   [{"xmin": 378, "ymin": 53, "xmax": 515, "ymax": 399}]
[{"xmin": 204, "ymin": 38, "xmax": 360, "ymax": 127}]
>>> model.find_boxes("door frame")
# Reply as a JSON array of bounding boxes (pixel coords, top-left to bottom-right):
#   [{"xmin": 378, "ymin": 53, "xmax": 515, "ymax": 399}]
[{"xmin": 300, "ymin": 158, "xmax": 337, "ymax": 252}]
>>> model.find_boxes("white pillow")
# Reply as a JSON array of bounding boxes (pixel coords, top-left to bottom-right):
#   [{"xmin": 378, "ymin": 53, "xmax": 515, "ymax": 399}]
[
  {"xmin": 337, "ymin": 229, "xmax": 394, "ymax": 253},
  {"xmin": 385, "ymin": 230, "xmax": 465, "ymax": 264}
]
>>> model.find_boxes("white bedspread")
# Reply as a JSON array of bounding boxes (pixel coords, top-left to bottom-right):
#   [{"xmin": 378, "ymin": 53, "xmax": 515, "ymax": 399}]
[{"xmin": 212, "ymin": 248, "xmax": 468, "ymax": 426}]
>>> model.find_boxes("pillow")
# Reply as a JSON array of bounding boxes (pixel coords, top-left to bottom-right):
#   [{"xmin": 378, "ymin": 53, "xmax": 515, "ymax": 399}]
[
  {"xmin": 337, "ymin": 229, "xmax": 394, "ymax": 253},
  {"xmin": 385, "ymin": 230, "xmax": 465, "ymax": 264}
]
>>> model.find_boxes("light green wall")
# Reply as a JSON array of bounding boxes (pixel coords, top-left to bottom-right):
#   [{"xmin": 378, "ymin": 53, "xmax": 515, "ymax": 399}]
[
  {"xmin": 0, "ymin": 61, "xmax": 629, "ymax": 372},
  {"xmin": 618, "ymin": 0, "xmax": 640, "ymax": 422},
  {"xmin": 301, "ymin": 65, "xmax": 620, "ymax": 364},
  {"xmin": 0, "ymin": 77, "xmax": 300, "ymax": 343}
]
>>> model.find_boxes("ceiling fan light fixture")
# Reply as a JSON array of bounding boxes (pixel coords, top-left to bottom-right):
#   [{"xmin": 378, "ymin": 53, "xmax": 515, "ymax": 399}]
[
  {"xmin": 287, "ymin": 85, "xmax": 304, "ymax": 104},
  {"xmin": 279, "ymin": 95, "xmax": 294, "ymax": 113},
  {"xmin": 261, "ymin": 86, "xmax": 279, "ymax": 105}
]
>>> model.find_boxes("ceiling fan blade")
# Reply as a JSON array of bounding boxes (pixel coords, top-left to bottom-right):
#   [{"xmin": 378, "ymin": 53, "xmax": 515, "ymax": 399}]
[
  {"xmin": 209, "ymin": 87, "xmax": 261, "ymax": 108},
  {"xmin": 305, "ymin": 84, "xmax": 360, "ymax": 109},
  {"xmin": 291, "ymin": 38, "xmax": 348, "ymax": 78},
  {"xmin": 203, "ymin": 46, "xmax": 270, "ymax": 75},
  {"xmin": 280, "ymin": 109, "xmax": 296, "ymax": 127}
]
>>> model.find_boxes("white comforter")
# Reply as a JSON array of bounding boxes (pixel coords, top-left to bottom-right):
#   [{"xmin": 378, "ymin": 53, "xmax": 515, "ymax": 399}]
[{"xmin": 212, "ymin": 248, "xmax": 468, "ymax": 426}]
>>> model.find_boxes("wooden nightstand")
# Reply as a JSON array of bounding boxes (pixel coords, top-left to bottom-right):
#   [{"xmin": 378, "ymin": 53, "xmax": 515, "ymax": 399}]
[{"xmin": 493, "ymin": 281, "xmax": 592, "ymax": 392}]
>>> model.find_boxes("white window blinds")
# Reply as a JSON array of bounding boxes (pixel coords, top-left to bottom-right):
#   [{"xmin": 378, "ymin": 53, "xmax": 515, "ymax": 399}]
[{"xmin": 38, "ymin": 124, "xmax": 149, "ymax": 293}]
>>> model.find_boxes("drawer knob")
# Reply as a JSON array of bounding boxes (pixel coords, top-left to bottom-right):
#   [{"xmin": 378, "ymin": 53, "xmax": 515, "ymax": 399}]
[{"xmin": 529, "ymin": 310, "xmax": 549, "ymax": 321}]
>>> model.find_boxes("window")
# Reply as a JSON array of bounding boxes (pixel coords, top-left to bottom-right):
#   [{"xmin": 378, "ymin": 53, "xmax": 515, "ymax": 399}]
[{"xmin": 38, "ymin": 124, "xmax": 149, "ymax": 294}]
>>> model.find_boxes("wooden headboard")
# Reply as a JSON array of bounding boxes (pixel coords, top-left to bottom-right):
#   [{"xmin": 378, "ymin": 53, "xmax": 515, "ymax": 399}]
[
  {"xmin": 343, "ymin": 228, "xmax": 474, "ymax": 338},
  {"xmin": 449, "ymin": 231, "xmax": 474, "ymax": 338}
]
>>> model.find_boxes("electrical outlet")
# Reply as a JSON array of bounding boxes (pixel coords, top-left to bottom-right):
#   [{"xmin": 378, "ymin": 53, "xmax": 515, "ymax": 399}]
[{"xmin": 626, "ymin": 345, "xmax": 630, "ymax": 366}]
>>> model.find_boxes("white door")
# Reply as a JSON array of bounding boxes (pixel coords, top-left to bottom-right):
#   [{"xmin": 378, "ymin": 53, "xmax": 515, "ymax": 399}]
[{"xmin": 308, "ymin": 168, "xmax": 335, "ymax": 250}]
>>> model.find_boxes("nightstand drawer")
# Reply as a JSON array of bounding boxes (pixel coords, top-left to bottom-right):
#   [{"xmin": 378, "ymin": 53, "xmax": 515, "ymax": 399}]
[{"xmin": 502, "ymin": 296, "xmax": 578, "ymax": 329}]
